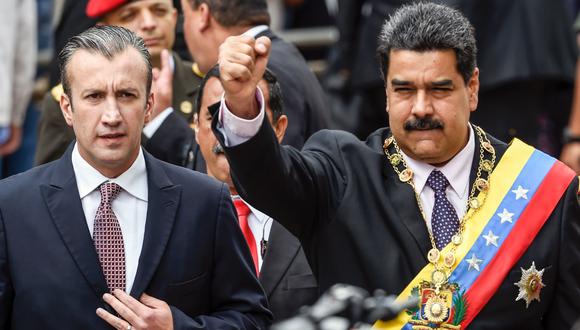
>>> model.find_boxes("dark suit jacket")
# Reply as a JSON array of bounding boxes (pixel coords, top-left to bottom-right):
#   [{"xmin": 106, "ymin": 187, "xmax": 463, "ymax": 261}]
[
  {"xmin": 216, "ymin": 118, "xmax": 580, "ymax": 329},
  {"xmin": 35, "ymin": 53, "xmax": 200, "ymax": 167},
  {"xmin": 259, "ymin": 221, "xmax": 318, "ymax": 321},
  {"xmin": 0, "ymin": 147, "xmax": 271, "ymax": 329},
  {"xmin": 186, "ymin": 160, "xmax": 317, "ymax": 321},
  {"xmin": 257, "ymin": 29, "xmax": 330, "ymax": 149}
]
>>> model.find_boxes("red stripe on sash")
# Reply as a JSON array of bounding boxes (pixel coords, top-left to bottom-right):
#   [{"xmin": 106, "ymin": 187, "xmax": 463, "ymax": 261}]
[{"xmin": 461, "ymin": 161, "xmax": 575, "ymax": 327}]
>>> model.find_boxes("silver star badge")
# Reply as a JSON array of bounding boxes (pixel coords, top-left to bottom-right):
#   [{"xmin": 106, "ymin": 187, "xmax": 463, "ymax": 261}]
[
  {"xmin": 514, "ymin": 262, "xmax": 545, "ymax": 308},
  {"xmin": 466, "ymin": 253, "xmax": 483, "ymax": 272},
  {"xmin": 511, "ymin": 185, "xmax": 529, "ymax": 200},
  {"xmin": 497, "ymin": 208, "xmax": 514, "ymax": 224},
  {"xmin": 482, "ymin": 230, "xmax": 499, "ymax": 247}
]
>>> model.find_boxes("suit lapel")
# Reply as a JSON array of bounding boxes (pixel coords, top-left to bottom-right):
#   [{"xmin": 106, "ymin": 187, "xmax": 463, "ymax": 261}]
[
  {"xmin": 379, "ymin": 130, "xmax": 431, "ymax": 261},
  {"xmin": 130, "ymin": 153, "xmax": 181, "ymax": 297},
  {"xmin": 41, "ymin": 146, "xmax": 109, "ymax": 297},
  {"xmin": 259, "ymin": 221, "xmax": 301, "ymax": 297}
]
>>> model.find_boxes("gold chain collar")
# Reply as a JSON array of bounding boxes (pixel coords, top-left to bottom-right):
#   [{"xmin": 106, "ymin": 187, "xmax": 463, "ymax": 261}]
[{"xmin": 382, "ymin": 125, "xmax": 497, "ymax": 286}]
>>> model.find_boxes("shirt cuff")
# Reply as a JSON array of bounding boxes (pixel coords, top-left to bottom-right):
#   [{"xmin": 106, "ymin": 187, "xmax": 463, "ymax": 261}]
[
  {"xmin": 143, "ymin": 107, "xmax": 173, "ymax": 138},
  {"xmin": 218, "ymin": 87, "xmax": 265, "ymax": 147}
]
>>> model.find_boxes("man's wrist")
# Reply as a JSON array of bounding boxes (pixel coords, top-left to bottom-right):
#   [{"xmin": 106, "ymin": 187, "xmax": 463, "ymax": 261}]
[{"xmin": 563, "ymin": 127, "xmax": 580, "ymax": 144}]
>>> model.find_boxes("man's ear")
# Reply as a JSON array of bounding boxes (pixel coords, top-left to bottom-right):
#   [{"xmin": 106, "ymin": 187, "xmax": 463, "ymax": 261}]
[
  {"xmin": 198, "ymin": 3, "xmax": 211, "ymax": 31},
  {"xmin": 273, "ymin": 115, "xmax": 288, "ymax": 143},
  {"xmin": 468, "ymin": 68, "xmax": 480, "ymax": 112},
  {"xmin": 192, "ymin": 113, "xmax": 200, "ymax": 144},
  {"xmin": 60, "ymin": 93, "xmax": 74, "ymax": 127},
  {"xmin": 144, "ymin": 92, "xmax": 154, "ymax": 124}
]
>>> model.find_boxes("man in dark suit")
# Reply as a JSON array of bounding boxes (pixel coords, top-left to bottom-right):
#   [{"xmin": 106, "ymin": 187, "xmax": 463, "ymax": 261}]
[
  {"xmin": 35, "ymin": 0, "xmax": 201, "ymax": 167},
  {"xmin": 192, "ymin": 65, "xmax": 318, "ymax": 320},
  {"xmin": 214, "ymin": 3, "xmax": 580, "ymax": 328},
  {"xmin": 180, "ymin": 0, "xmax": 329, "ymax": 149},
  {"xmin": 0, "ymin": 25, "xmax": 270, "ymax": 329}
]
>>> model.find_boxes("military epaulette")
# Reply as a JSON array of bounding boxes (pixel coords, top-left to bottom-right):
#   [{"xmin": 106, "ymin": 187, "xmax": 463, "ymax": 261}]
[
  {"xmin": 192, "ymin": 62, "xmax": 205, "ymax": 78},
  {"xmin": 50, "ymin": 84, "xmax": 64, "ymax": 102}
]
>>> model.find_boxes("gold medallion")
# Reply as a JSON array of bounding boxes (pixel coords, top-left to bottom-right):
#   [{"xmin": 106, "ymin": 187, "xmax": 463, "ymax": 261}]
[
  {"xmin": 389, "ymin": 154, "xmax": 402, "ymax": 166},
  {"xmin": 451, "ymin": 234, "xmax": 462, "ymax": 245},
  {"xmin": 428, "ymin": 248, "xmax": 440, "ymax": 264},
  {"xmin": 482, "ymin": 160, "xmax": 493, "ymax": 172},
  {"xmin": 475, "ymin": 178, "xmax": 489, "ymax": 192},
  {"xmin": 469, "ymin": 198, "xmax": 480, "ymax": 209},
  {"xmin": 443, "ymin": 252, "xmax": 456, "ymax": 268},
  {"xmin": 399, "ymin": 168, "xmax": 413, "ymax": 182},
  {"xmin": 180, "ymin": 100, "xmax": 193, "ymax": 114},
  {"xmin": 482, "ymin": 141, "xmax": 494, "ymax": 154},
  {"xmin": 383, "ymin": 136, "xmax": 394, "ymax": 149},
  {"xmin": 431, "ymin": 270, "xmax": 447, "ymax": 287},
  {"xmin": 424, "ymin": 294, "xmax": 450, "ymax": 323}
]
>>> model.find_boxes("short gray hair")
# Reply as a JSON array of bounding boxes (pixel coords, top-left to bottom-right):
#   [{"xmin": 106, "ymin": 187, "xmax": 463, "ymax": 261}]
[
  {"xmin": 377, "ymin": 2, "xmax": 477, "ymax": 84},
  {"xmin": 59, "ymin": 25, "xmax": 153, "ymax": 99}
]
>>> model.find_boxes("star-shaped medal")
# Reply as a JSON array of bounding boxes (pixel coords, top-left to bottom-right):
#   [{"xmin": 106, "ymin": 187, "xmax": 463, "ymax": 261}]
[
  {"xmin": 466, "ymin": 253, "xmax": 483, "ymax": 272},
  {"xmin": 511, "ymin": 185, "xmax": 529, "ymax": 200},
  {"xmin": 482, "ymin": 230, "xmax": 499, "ymax": 247},
  {"xmin": 514, "ymin": 262, "xmax": 545, "ymax": 308},
  {"xmin": 497, "ymin": 208, "xmax": 514, "ymax": 224}
]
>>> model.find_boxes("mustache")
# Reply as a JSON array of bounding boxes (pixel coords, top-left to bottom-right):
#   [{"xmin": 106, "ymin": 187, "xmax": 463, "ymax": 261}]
[
  {"xmin": 404, "ymin": 118, "xmax": 444, "ymax": 131},
  {"xmin": 212, "ymin": 143, "xmax": 224, "ymax": 155}
]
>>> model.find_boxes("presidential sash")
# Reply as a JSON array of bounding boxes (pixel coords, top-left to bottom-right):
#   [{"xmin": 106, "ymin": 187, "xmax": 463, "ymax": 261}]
[{"xmin": 375, "ymin": 139, "xmax": 576, "ymax": 329}]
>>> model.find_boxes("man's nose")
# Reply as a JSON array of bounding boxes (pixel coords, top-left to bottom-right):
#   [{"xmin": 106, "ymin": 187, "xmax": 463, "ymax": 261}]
[
  {"xmin": 411, "ymin": 90, "xmax": 434, "ymax": 117},
  {"xmin": 102, "ymin": 98, "xmax": 122, "ymax": 125},
  {"xmin": 140, "ymin": 9, "xmax": 158, "ymax": 31}
]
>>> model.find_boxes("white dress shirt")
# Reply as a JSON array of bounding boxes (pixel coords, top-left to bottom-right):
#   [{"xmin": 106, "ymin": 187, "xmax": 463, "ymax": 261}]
[
  {"xmin": 401, "ymin": 125, "xmax": 475, "ymax": 232},
  {"xmin": 72, "ymin": 144, "xmax": 148, "ymax": 293},
  {"xmin": 218, "ymin": 91, "xmax": 476, "ymax": 234},
  {"xmin": 233, "ymin": 196, "xmax": 273, "ymax": 271}
]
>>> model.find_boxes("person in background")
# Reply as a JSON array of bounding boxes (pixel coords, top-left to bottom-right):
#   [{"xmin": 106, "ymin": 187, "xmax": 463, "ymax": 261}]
[
  {"xmin": 36, "ymin": 0, "xmax": 201, "ymax": 166},
  {"xmin": 180, "ymin": 0, "xmax": 330, "ymax": 149},
  {"xmin": 193, "ymin": 65, "xmax": 318, "ymax": 321}
]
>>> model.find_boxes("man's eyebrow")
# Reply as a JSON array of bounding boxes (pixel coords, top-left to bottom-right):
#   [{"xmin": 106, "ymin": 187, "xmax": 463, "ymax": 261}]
[
  {"xmin": 431, "ymin": 79, "xmax": 453, "ymax": 87},
  {"xmin": 391, "ymin": 78, "xmax": 412, "ymax": 86}
]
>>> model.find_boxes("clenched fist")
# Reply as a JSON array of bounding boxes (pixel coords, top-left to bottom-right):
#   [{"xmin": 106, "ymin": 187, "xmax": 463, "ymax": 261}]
[{"xmin": 218, "ymin": 35, "xmax": 271, "ymax": 119}]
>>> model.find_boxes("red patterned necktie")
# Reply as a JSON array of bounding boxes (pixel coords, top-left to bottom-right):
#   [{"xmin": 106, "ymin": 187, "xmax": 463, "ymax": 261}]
[
  {"xmin": 233, "ymin": 199, "xmax": 259, "ymax": 275},
  {"xmin": 93, "ymin": 182, "xmax": 126, "ymax": 291}
]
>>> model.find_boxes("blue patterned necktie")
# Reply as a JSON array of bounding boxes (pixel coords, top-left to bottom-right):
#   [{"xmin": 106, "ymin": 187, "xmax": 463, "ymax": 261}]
[{"xmin": 426, "ymin": 170, "xmax": 459, "ymax": 250}]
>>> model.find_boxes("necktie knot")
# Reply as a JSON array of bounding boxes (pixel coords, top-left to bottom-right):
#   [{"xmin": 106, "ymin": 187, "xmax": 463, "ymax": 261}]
[
  {"xmin": 233, "ymin": 199, "xmax": 251, "ymax": 218},
  {"xmin": 99, "ymin": 182, "xmax": 122, "ymax": 206},
  {"xmin": 427, "ymin": 170, "xmax": 450, "ymax": 193}
]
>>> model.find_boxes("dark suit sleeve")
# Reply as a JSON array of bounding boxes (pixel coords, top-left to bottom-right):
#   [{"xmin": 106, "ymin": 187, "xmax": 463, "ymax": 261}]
[
  {"xmin": 0, "ymin": 208, "xmax": 13, "ymax": 328},
  {"xmin": 170, "ymin": 184, "xmax": 272, "ymax": 329},
  {"xmin": 143, "ymin": 111, "xmax": 194, "ymax": 166},
  {"xmin": 213, "ymin": 115, "xmax": 346, "ymax": 246},
  {"xmin": 34, "ymin": 92, "xmax": 76, "ymax": 165},
  {"xmin": 543, "ymin": 177, "xmax": 580, "ymax": 328}
]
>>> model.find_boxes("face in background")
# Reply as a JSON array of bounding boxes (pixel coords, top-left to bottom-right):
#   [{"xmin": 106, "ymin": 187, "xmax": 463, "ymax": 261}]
[
  {"xmin": 181, "ymin": 0, "xmax": 217, "ymax": 73},
  {"xmin": 60, "ymin": 48, "xmax": 153, "ymax": 178},
  {"xmin": 102, "ymin": 0, "xmax": 177, "ymax": 67},
  {"xmin": 386, "ymin": 49, "xmax": 479, "ymax": 166},
  {"xmin": 195, "ymin": 77, "xmax": 287, "ymax": 193}
]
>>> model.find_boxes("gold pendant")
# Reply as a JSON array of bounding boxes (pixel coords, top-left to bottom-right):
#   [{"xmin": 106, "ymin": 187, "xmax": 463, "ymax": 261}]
[
  {"xmin": 383, "ymin": 136, "xmax": 394, "ymax": 149},
  {"xmin": 475, "ymin": 178, "xmax": 489, "ymax": 192},
  {"xmin": 468, "ymin": 198, "xmax": 480, "ymax": 209},
  {"xmin": 390, "ymin": 154, "xmax": 402, "ymax": 166},
  {"xmin": 428, "ymin": 248, "xmax": 440, "ymax": 263},
  {"xmin": 443, "ymin": 252, "xmax": 456, "ymax": 268},
  {"xmin": 451, "ymin": 234, "xmax": 462, "ymax": 245},
  {"xmin": 481, "ymin": 159, "xmax": 493, "ymax": 172},
  {"xmin": 399, "ymin": 168, "xmax": 413, "ymax": 182}
]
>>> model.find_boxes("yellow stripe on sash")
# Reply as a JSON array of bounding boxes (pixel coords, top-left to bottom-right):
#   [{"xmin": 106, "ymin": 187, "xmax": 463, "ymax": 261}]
[{"xmin": 375, "ymin": 139, "xmax": 534, "ymax": 329}]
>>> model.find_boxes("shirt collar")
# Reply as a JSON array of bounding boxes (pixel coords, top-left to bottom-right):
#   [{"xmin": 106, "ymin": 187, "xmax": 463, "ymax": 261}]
[
  {"xmin": 232, "ymin": 195, "xmax": 271, "ymax": 223},
  {"xmin": 402, "ymin": 124, "xmax": 474, "ymax": 199},
  {"xmin": 243, "ymin": 25, "xmax": 269, "ymax": 38},
  {"xmin": 71, "ymin": 143, "xmax": 148, "ymax": 201}
]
